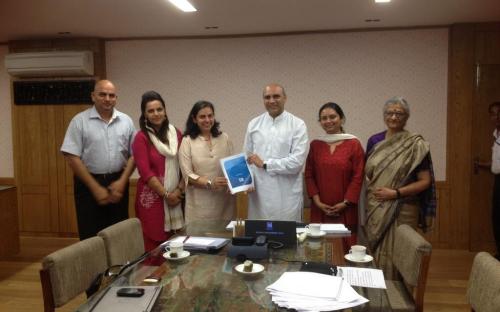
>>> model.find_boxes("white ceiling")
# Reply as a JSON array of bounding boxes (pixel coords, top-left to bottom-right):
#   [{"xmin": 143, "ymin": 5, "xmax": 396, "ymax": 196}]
[{"xmin": 0, "ymin": 0, "xmax": 499, "ymax": 42}]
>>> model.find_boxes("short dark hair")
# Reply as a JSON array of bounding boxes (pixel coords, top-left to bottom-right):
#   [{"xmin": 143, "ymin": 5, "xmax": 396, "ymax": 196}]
[
  {"xmin": 183, "ymin": 100, "xmax": 221, "ymax": 139},
  {"xmin": 318, "ymin": 102, "xmax": 346, "ymax": 133},
  {"xmin": 489, "ymin": 101, "xmax": 500, "ymax": 113},
  {"xmin": 139, "ymin": 91, "xmax": 170, "ymax": 144}
]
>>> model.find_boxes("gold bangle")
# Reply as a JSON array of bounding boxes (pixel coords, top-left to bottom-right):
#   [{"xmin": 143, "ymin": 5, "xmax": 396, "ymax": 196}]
[{"xmin": 163, "ymin": 191, "xmax": 169, "ymax": 199}]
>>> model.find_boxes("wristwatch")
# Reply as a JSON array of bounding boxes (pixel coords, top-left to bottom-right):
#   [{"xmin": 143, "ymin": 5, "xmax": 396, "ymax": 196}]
[
  {"xmin": 206, "ymin": 180, "xmax": 213, "ymax": 189},
  {"xmin": 263, "ymin": 163, "xmax": 267, "ymax": 171}
]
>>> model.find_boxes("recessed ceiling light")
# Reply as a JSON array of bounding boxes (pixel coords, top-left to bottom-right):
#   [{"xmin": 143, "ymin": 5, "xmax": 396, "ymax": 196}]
[
  {"xmin": 375, "ymin": 0, "xmax": 391, "ymax": 3},
  {"xmin": 169, "ymin": 0, "xmax": 197, "ymax": 12}
]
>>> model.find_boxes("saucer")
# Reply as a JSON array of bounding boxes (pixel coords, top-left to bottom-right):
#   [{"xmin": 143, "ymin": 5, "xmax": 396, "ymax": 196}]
[
  {"xmin": 344, "ymin": 253, "xmax": 373, "ymax": 263},
  {"xmin": 307, "ymin": 230, "xmax": 326, "ymax": 238},
  {"xmin": 234, "ymin": 263, "xmax": 265, "ymax": 275},
  {"xmin": 163, "ymin": 250, "xmax": 190, "ymax": 261}
]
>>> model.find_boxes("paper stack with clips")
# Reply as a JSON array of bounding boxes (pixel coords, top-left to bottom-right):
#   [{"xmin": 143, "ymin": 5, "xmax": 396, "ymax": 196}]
[{"xmin": 266, "ymin": 271, "xmax": 368, "ymax": 312}]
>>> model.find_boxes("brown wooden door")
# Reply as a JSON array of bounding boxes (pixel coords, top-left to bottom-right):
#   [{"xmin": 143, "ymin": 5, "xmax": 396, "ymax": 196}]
[
  {"xmin": 15, "ymin": 105, "xmax": 59, "ymax": 233},
  {"xmin": 15, "ymin": 103, "xmax": 88, "ymax": 235},
  {"xmin": 470, "ymin": 64, "xmax": 500, "ymax": 251},
  {"xmin": 56, "ymin": 105, "xmax": 89, "ymax": 234}
]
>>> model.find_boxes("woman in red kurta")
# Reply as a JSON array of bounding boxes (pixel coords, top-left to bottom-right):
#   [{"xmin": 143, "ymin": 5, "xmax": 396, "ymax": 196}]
[
  {"xmin": 132, "ymin": 91, "xmax": 184, "ymax": 252},
  {"xmin": 305, "ymin": 102, "xmax": 365, "ymax": 248}
]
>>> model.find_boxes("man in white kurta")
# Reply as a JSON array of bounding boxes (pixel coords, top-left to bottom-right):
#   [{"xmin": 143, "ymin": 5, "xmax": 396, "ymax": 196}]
[{"xmin": 244, "ymin": 84, "xmax": 309, "ymax": 221}]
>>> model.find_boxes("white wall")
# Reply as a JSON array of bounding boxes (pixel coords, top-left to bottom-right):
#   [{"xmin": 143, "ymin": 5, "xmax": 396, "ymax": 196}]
[
  {"xmin": 0, "ymin": 45, "xmax": 13, "ymax": 177},
  {"xmin": 107, "ymin": 28, "xmax": 448, "ymax": 179}
]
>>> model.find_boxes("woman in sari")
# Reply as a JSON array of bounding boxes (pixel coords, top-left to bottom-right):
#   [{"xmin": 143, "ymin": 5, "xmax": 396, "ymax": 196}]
[
  {"xmin": 132, "ymin": 91, "xmax": 184, "ymax": 251},
  {"xmin": 305, "ymin": 102, "xmax": 365, "ymax": 248},
  {"xmin": 179, "ymin": 100, "xmax": 235, "ymax": 223},
  {"xmin": 364, "ymin": 96, "xmax": 436, "ymax": 278}
]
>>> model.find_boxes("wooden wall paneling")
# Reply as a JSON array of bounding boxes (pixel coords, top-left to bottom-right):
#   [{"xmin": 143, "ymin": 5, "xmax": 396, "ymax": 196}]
[
  {"xmin": 0, "ymin": 178, "xmax": 15, "ymax": 185},
  {"xmin": 47, "ymin": 105, "xmax": 60, "ymax": 232},
  {"xmin": 0, "ymin": 186, "xmax": 20, "ymax": 257},
  {"xmin": 468, "ymin": 24, "xmax": 500, "ymax": 251},
  {"xmin": 236, "ymin": 192, "xmax": 248, "ymax": 219},
  {"xmin": 469, "ymin": 64, "xmax": 500, "ymax": 251},
  {"xmin": 16, "ymin": 105, "xmax": 54, "ymax": 232},
  {"xmin": 10, "ymin": 80, "xmax": 22, "ymax": 231},
  {"xmin": 56, "ymin": 105, "xmax": 86, "ymax": 234},
  {"xmin": 447, "ymin": 24, "xmax": 476, "ymax": 249},
  {"xmin": 423, "ymin": 182, "xmax": 449, "ymax": 248},
  {"xmin": 475, "ymin": 26, "xmax": 500, "ymax": 65}
]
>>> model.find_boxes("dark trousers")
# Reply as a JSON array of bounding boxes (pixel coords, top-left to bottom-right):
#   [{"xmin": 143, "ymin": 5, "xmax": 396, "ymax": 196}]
[
  {"xmin": 493, "ymin": 174, "xmax": 500, "ymax": 255},
  {"xmin": 74, "ymin": 172, "xmax": 129, "ymax": 240}
]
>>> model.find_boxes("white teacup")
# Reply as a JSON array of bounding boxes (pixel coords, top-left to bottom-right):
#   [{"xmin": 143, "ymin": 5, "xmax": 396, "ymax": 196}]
[
  {"xmin": 306, "ymin": 223, "xmax": 321, "ymax": 235},
  {"xmin": 349, "ymin": 245, "xmax": 367, "ymax": 260},
  {"xmin": 168, "ymin": 241, "xmax": 184, "ymax": 254}
]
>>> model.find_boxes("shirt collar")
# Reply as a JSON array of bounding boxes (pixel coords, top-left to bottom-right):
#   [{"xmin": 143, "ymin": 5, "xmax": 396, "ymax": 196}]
[
  {"xmin": 90, "ymin": 105, "xmax": 119, "ymax": 122},
  {"xmin": 267, "ymin": 110, "xmax": 287, "ymax": 122}
]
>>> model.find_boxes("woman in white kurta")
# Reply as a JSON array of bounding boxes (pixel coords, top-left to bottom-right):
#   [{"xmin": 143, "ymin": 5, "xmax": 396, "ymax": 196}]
[{"xmin": 179, "ymin": 100, "xmax": 235, "ymax": 223}]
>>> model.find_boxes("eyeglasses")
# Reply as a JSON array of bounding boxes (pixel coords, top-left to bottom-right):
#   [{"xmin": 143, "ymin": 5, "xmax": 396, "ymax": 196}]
[
  {"xmin": 384, "ymin": 111, "xmax": 406, "ymax": 119},
  {"xmin": 96, "ymin": 92, "xmax": 117, "ymax": 99}
]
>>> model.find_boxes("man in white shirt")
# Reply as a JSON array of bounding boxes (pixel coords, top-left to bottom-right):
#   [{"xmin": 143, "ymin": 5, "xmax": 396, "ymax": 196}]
[{"xmin": 244, "ymin": 83, "xmax": 309, "ymax": 221}]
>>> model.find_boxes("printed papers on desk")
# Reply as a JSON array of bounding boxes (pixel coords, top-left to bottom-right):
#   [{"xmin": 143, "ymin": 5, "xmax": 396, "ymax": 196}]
[
  {"xmin": 163, "ymin": 236, "xmax": 229, "ymax": 252},
  {"xmin": 266, "ymin": 272, "xmax": 368, "ymax": 311},
  {"xmin": 337, "ymin": 267, "xmax": 387, "ymax": 289},
  {"xmin": 296, "ymin": 224, "xmax": 351, "ymax": 234}
]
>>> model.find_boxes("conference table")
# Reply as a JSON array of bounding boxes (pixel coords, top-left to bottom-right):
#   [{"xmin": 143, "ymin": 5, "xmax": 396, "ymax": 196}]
[{"xmin": 79, "ymin": 220, "xmax": 390, "ymax": 311}]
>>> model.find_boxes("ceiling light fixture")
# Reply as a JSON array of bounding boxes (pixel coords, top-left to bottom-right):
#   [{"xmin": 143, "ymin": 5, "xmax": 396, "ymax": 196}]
[
  {"xmin": 169, "ymin": 0, "xmax": 197, "ymax": 12},
  {"xmin": 375, "ymin": 0, "xmax": 391, "ymax": 3}
]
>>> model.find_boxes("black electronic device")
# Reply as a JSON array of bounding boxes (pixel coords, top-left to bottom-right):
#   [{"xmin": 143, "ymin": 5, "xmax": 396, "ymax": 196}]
[
  {"xmin": 245, "ymin": 220, "xmax": 297, "ymax": 247},
  {"xmin": 232, "ymin": 236, "xmax": 254, "ymax": 246},
  {"xmin": 116, "ymin": 287, "xmax": 145, "ymax": 297},
  {"xmin": 300, "ymin": 261, "xmax": 337, "ymax": 276},
  {"xmin": 227, "ymin": 243, "xmax": 269, "ymax": 261}
]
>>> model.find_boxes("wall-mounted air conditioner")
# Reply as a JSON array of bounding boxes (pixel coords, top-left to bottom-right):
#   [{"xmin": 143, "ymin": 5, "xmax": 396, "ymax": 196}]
[{"xmin": 4, "ymin": 51, "xmax": 94, "ymax": 77}]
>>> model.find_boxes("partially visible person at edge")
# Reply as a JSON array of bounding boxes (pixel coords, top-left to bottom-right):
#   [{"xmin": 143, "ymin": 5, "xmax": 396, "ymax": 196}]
[
  {"xmin": 364, "ymin": 96, "xmax": 436, "ymax": 278},
  {"xmin": 244, "ymin": 83, "xmax": 309, "ymax": 221},
  {"xmin": 476, "ymin": 101, "xmax": 500, "ymax": 260},
  {"xmin": 132, "ymin": 91, "xmax": 184, "ymax": 251},
  {"xmin": 179, "ymin": 100, "xmax": 235, "ymax": 223},
  {"xmin": 61, "ymin": 80, "xmax": 135, "ymax": 240},
  {"xmin": 305, "ymin": 102, "xmax": 364, "ymax": 250}
]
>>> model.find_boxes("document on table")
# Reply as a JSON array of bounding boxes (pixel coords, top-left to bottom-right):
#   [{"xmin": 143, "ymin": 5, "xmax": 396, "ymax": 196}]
[
  {"xmin": 162, "ymin": 236, "xmax": 230, "ymax": 251},
  {"xmin": 266, "ymin": 271, "xmax": 369, "ymax": 311},
  {"xmin": 296, "ymin": 223, "xmax": 351, "ymax": 234},
  {"xmin": 338, "ymin": 267, "xmax": 387, "ymax": 289},
  {"xmin": 219, "ymin": 153, "xmax": 254, "ymax": 194}
]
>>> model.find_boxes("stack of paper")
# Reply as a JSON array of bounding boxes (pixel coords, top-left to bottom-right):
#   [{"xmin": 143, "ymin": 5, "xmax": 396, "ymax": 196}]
[
  {"xmin": 162, "ymin": 236, "xmax": 229, "ymax": 251},
  {"xmin": 266, "ymin": 272, "xmax": 368, "ymax": 311},
  {"xmin": 320, "ymin": 224, "xmax": 351, "ymax": 234},
  {"xmin": 296, "ymin": 224, "xmax": 351, "ymax": 234}
]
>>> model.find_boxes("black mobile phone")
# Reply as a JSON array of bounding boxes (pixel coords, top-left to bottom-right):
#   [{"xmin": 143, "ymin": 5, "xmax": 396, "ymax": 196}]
[{"xmin": 116, "ymin": 287, "xmax": 145, "ymax": 297}]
